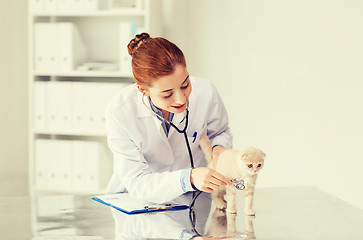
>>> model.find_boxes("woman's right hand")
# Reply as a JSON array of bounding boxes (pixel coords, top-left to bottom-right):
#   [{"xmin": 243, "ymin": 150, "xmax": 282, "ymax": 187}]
[{"xmin": 190, "ymin": 167, "xmax": 232, "ymax": 193}]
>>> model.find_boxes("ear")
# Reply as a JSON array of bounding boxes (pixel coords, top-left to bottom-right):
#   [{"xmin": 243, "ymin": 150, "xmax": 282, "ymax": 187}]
[
  {"xmin": 241, "ymin": 153, "xmax": 249, "ymax": 160},
  {"xmin": 137, "ymin": 85, "xmax": 149, "ymax": 96}
]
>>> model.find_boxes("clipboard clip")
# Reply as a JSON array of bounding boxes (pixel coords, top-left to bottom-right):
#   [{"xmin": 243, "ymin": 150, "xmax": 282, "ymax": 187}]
[
  {"xmin": 144, "ymin": 204, "xmax": 173, "ymax": 212},
  {"xmin": 144, "ymin": 203, "xmax": 187, "ymax": 213}
]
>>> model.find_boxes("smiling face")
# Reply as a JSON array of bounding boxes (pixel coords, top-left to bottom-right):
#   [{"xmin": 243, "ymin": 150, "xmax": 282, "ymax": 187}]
[{"xmin": 140, "ymin": 64, "xmax": 192, "ymax": 116}]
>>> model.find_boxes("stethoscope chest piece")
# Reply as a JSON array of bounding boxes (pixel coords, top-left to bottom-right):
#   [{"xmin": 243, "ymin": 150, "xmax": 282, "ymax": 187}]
[{"xmin": 231, "ymin": 178, "xmax": 247, "ymax": 191}]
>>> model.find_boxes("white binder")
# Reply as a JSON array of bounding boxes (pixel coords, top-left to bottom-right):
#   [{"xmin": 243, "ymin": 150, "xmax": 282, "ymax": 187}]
[
  {"xmin": 58, "ymin": 140, "xmax": 73, "ymax": 190},
  {"xmin": 71, "ymin": 81, "xmax": 87, "ymax": 133},
  {"xmin": 82, "ymin": 82, "xmax": 98, "ymax": 133},
  {"xmin": 58, "ymin": 81, "xmax": 73, "ymax": 131},
  {"xmin": 47, "ymin": 82, "xmax": 61, "ymax": 131},
  {"xmin": 72, "ymin": 140, "xmax": 86, "ymax": 190},
  {"xmin": 48, "ymin": 140, "xmax": 60, "ymax": 188},
  {"xmin": 34, "ymin": 23, "xmax": 50, "ymax": 72},
  {"xmin": 71, "ymin": 0, "xmax": 84, "ymax": 11},
  {"xmin": 34, "ymin": 22, "xmax": 85, "ymax": 73},
  {"xmin": 58, "ymin": 22, "xmax": 73, "ymax": 72},
  {"xmin": 84, "ymin": 141, "xmax": 100, "ymax": 190},
  {"xmin": 47, "ymin": 23, "xmax": 59, "ymax": 73},
  {"xmin": 57, "ymin": 0, "xmax": 73, "ymax": 12},
  {"xmin": 82, "ymin": 0, "xmax": 98, "ymax": 11},
  {"xmin": 58, "ymin": 22, "xmax": 86, "ymax": 73},
  {"xmin": 30, "ymin": 0, "xmax": 45, "ymax": 13},
  {"xmin": 44, "ymin": 0, "xmax": 58, "ymax": 13},
  {"xmin": 119, "ymin": 22, "xmax": 137, "ymax": 75},
  {"xmin": 35, "ymin": 139, "xmax": 49, "ymax": 189},
  {"xmin": 34, "ymin": 81, "xmax": 48, "ymax": 131},
  {"xmin": 93, "ymin": 82, "xmax": 124, "ymax": 133}
]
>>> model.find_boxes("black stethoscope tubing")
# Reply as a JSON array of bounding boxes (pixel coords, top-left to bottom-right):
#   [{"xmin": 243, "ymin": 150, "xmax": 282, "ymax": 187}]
[
  {"xmin": 156, "ymin": 108, "xmax": 194, "ymax": 169},
  {"xmin": 155, "ymin": 108, "xmax": 202, "ymax": 236},
  {"xmin": 144, "ymin": 96, "xmax": 202, "ymax": 236}
]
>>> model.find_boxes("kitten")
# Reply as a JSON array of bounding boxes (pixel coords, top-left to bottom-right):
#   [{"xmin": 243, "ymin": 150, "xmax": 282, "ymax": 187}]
[{"xmin": 199, "ymin": 135, "xmax": 266, "ymax": 215}]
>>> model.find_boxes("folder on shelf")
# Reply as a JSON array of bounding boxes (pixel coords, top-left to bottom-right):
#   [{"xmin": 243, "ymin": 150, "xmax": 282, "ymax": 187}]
[
  {"xmin": 47, "ymin": 140, "xmax": 61, "ymax": 188},
  {"xmin": 34, "ymin": 139, "xmax": 49, "ymax": 189},
  {"xmin": 34, "ymin": 23, "xmax": 50, "ymax": 72},
  {"xmin": 58, "ymin": 0, "xmax": 83, "ymax": 12},
  {"xmin": 34, "ymin": 23, "xmax": 58, "ymax": 72},
  {"xmin": 119, "ymin": 22, "xmax": 137, "ymax": 75},
  {"xmin": 44, "ymin": 0, "xmax": 58, "ymax": 13},
  {"xmin": 58, "ymin": 140, "xmax": 73, "ymax": 190},
  {"xmin": 34, "ymin": 81, "xmax": 48, "ymax": 131},
  {"xmin": 58, "ymin": 22, "xmax": 86, "ymax": 72},
  {"xmin": 47, "ymin": 81, "xmax": 72, "ymax": 131},
  {"xmin": 57, "ymin": 0, "xmax": 73, "ymax": 13},
  {"xmin": 82, "ymin": 0, "xmax": 98, "ymax": 11},
  {"xmin": 84, "ymin": 141, "xmax": 101, "ymax": 191},
  {"xmin": 92, "ymin": 193, "xmax": 189, "ymax": 215},
  {"xmin": 58, "ymin": 81, "xmax": 73, "ymax": 131},
  {"xmin": 34, "ymin": 22, "xmax": 85, "ymax": 73},
  {"xmin": 72, "ymin": 140, "xmax": 86, "ymax": 190},
  {"xmin": 93, "ymin": 82, "xmax": 127, "ymax": 132},
  {"xmin": 30, "ymin": 0, "xmax": 45, "ymax": 14}
]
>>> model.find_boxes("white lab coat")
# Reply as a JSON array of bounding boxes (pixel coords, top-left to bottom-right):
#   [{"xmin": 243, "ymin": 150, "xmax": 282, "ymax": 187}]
[{"xmin": 105, "ymin": 76, "xmax": 232, "ymax": 203}]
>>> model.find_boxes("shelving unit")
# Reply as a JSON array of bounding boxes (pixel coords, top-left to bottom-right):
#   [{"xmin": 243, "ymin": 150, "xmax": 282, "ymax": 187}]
[{"xmin": 28, "ymin": 0, "xmax": 162, "ymax": 195}]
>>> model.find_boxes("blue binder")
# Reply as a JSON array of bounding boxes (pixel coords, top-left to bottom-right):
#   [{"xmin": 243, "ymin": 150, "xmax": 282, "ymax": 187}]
[{"xmin": 92, "ymin": 193, "xmax": 189, "ymax": 215}]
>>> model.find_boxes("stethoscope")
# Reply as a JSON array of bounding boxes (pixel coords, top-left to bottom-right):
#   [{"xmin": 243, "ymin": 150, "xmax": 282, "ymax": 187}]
[
  {"xmin": 142, "ymin": 93, "xmax": 195, "ymax": 170},
  {"xmin": 142, "ymin": 94, "xmax": 247, "ymax": 236}
]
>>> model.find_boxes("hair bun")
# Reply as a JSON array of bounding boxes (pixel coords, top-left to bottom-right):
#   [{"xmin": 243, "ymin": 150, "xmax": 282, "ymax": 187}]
[{"xmin": 128, "ymin": 32, "xmax": 151, "ymax": 57}]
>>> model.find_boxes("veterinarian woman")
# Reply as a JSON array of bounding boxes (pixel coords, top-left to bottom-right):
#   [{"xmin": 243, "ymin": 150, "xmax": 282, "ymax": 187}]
[{"xmin": 105, "ymin": 33, "xmax": 233, "ymax": 203}]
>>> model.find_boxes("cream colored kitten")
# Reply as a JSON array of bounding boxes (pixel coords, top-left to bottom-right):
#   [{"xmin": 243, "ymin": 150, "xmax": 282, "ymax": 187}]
[{"xmin": 200, "ymin": 135, "xmax": 266, "ymax": 215}]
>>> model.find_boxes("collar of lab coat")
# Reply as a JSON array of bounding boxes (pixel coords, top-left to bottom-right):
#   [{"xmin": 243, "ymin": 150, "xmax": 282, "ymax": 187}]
[
  {"xmin": 135, "ymin": 86, "xmax": 188, "ymax": 138},
  {"xmin": 135, "ymin": 87, "xmax": 187, "ymax": 123}
]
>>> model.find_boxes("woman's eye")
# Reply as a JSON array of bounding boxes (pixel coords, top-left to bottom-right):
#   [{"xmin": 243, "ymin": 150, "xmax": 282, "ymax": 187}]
[
  {"xmin": 163, "ymin": 93, "xmax": 172, "ymax": 99},
  {"xmin": 181, "ymin": 82, "xmax": 190, "ymax": 89}
]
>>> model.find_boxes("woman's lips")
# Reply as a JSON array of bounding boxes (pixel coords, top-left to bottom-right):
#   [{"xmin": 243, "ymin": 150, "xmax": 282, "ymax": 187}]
[{"xmin": 171, "ymin": 103, "xmax": 186, "ymax": 109}]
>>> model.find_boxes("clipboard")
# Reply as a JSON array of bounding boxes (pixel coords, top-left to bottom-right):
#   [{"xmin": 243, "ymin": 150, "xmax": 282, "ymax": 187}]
[{"xmin": 92, "ymin": 193, "xmax": 189, "ymax": 214}]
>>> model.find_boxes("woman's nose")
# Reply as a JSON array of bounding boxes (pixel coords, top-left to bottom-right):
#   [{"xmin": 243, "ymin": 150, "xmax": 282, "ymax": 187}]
[{"xmin": 174, "ymin": 90, "xmax": 186, "ymax": 104}]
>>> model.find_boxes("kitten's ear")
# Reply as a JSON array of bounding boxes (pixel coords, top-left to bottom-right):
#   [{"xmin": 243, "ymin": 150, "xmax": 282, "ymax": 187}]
[
  {"xmin": 260, "ymin": 151, "xmax": 266, "ymax": 159},
  {"xmin": 241, "ymin": 153, "xmax": 249, "ymax": 160}
]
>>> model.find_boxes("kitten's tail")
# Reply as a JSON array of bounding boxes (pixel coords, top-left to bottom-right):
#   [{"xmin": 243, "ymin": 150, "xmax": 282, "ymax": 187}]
[{"xmin": 199, "ymin": 135, "xmax": 213, "ymax": 167}]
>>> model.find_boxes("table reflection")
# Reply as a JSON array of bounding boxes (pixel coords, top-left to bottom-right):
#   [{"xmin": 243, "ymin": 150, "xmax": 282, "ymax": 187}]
[
  {"xmin": 204, "ymin": 209, "xmax": 255, "ymax": 239},
  {"xmin": 112, "ymin": 192, "xmax": 211, "ymax": 240},
  {"xmin": 112, "ymin": 192, "xmax": 257, "ymax": 239},
  {"xmin": 6, "ymin": 187, "xmax": 363, "ymax": 239},
  {"xmin": 30, "ymin": 195, "xmax": 115, "ymax": 239}
]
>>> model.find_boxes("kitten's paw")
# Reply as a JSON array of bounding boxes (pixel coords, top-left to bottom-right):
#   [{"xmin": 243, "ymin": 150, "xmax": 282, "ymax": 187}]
[
  {"xmin": 214, "ymin": 200, "xmax": 227, "ymax": 210},
  {"xmin": 215, "ymin": 205, "xmax": 226, "ymax": 210},
  {"xmin": 245, "ymin": 209, "xmax": 256, "ymax": 216},
  {"xmin": 246, "ymin": 214, "xmax": 256, "ymax": 220},
  {"xmin": 226, "ymin": 207, "xmax": 237, "ymax": 214}
]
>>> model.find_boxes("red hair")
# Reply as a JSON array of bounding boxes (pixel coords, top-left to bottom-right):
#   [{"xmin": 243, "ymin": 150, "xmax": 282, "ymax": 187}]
[{"xmin": 127, "ymin": 33, "xmax": 186, "ymax": 87}]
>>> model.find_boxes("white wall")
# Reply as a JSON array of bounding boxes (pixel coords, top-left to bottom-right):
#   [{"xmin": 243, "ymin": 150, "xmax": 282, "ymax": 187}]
[
  {"xmin": 164, "ymin": 0, "xmax": 363, "ymax": 209},
  {"xmin": 0, "ymin": 0, "xmax": 29, "ymax": 196},
  {"xmin": 1, "ymin": 1, "xmax": 362, "ymax": 211}
]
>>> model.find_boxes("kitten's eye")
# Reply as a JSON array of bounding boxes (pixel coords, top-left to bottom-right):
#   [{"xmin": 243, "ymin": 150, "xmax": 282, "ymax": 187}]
[
  {"xmin": 257, "ymin": 164, "xmax": 262, "ymax": 168},
  {"xmin": 248, "ymin": 164, "xmax": 253, "ymax": 168}
]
